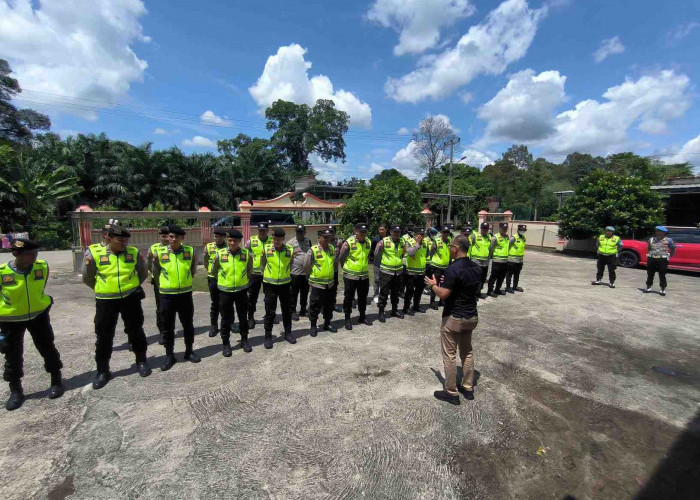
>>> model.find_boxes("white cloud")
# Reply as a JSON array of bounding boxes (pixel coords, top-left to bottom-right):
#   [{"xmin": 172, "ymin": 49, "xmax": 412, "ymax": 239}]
[
  {"xmin": 366, "ymin": 0, "xmax": 475, "ymax": 55},
  {"xmin": 459, "ymin": 148, "xmax": 498, "ymax": 169},
  {"xmin": 459, "ymin": 91, "xmax": 474, "ymax": 104},
  {"xmin": 182, "ymin": 136, "xmax": 216, "ymax": 148},
  {"xmin": 0, "ymin": 0, "xmax": 149, "ymax": 120},
  {"xmin": 153, "ymin": 128, "xmax": 168, "ymax": 135},
  {"xmin": 391, "ymin": 141, "xmax": 422, "ymax": 178},
  {"xmin": 593, "ymin": 36, "xmax": 625, "ymax": 63},
  {"xmin": 249, "ymin": 44, "xmax": 372, "ymax": 128},
  {"xmin": 385, "ymin": 0, "xmax": 546, "ymax": 103},
  {"xmin": 478, "ymin": 69, "xmax": 567, "ymax": 142},
  {"xmin": 369, "ymin": 162, "xmax": 386, "ymax": 173},
  {"xmin": 397, "ymin": 127, "xmax": 411, "ymax": 135},
  {"xmin": 666, "ymin": 22, "xmax": 700, "ymax": 45},
  {"xmin": 200, "ymin": 110, "xmax": 232, "ymax": 127},
  {"xmin": 661, "ymin": 134, "xmax": 700, "ymax": 168}
]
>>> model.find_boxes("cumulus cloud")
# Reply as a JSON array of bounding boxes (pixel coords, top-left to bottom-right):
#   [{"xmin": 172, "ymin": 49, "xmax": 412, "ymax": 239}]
[
  {"xmin": 153, "ymin": 128, "xmax": 168, "ymax": 135},
  {"xmin": 396, "ymin": 127, "xmax": 411, "ymax": 135},
  {"xmin": 249, "ymin": 44, "xmax": 372, "ymax": 128},
  {"xmin": 391, "ymin": 141, "xmax": 422, "ymax": 178},
  {"xmin": 385, "ymin": 0, "xmax": 546, "ymax": 103},
  {"xmin": 366, "ymin": 0, "xmax": 475, "ymax": 55},
  {"xmin": 182, "ymin": 136, "xmax": 216, "ymax": 148},
  {"xmin": 661, "ymin": 134, "xmax": 700, "ymax": 168},
  {"xmin": 593, "ymin": 36, "xmax": 625, "ymax": 63},
  {"xmin": 459, "ymin": 148, "xmax": 498, "ymax": 169},
  {"xmin": 478, "ymin": 69, "xmax": 567, "ymax": 142},
  {"xmin": 666, "ymin": 22, "xmax": 699, "ymax": 45},
  {"xmin": 200, "ymin": 110, "xmax": 232, "ymax": 127},
  {"xmin": 0, "ymin": 0, "xmax": 149, "ymax": 120}
]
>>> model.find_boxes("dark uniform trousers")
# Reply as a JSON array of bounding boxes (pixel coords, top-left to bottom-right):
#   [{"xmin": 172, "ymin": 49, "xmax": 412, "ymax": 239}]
[
  {"xmin": 505, "ymin": 262, "xmax": 523, "ymax": 289},
  {"xmin": 2, "ymin": 308, "xmax": 62, "ymax": 383},
  {"xmin": 343, "ymin": 277, "xmax": 369, "ymax": 319},
  {"xmin": 478, "ymin": 266, "xmax": 489, "ymax": 293},
  {"xmin": 331, "ymin": 271, "xmax": 339, "ymax": 307},
  {"xmin": 247, "ymin": 274, "xmax": 264, "ymax": 320},
  {"xmin": 377, "ymin": 272, "xmax": 401, "ymax": 312},
  {"xmin": 159, "ymin": 292, "xmax": 195, "ymax": 351},
  {"xmin": 290, "ymin": 274, "xmax": 310, "ymax": 314},
  {"xmin": 152, "ymin": 280, "xmax": 165, "ymax": 334},
  {"xmin": 646, "ymin": 258, "xmax": 668, "ymax": 289},
  {"xmin": 428, "ymin": 266, "xmax": 446, "ymax": 304},
  {"xmin": 596, "ymin": 255, "xmax": 617, "ymax": 283},
  {"xmin": 309, "ymin": 286, "xmax": 335, "ymax": 326},
  {"xmin": 219, "ymin": 290, "xmax": 249, "ymax": 345},
  {"xmin": 488, "ymin": 261, "xmax": 508, "ymax": 293},
  {"xmin": 403, "ymin": 274, "xmax": 424, "ymax": 311},
  {"xmin": 263, "ymin": 283, "xmax": 292, "ymax": 333},
  {"xmin": 207, "ymin": 277, "xmax": 221, "ymax": 329},
  {"xmin": 95, "ymin": 292, "xmax": 148, "ymax": 372}
]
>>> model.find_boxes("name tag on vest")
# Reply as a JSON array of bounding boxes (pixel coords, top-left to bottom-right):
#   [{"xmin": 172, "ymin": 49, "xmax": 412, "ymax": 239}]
[
  {"xmin": 125, "ymin": 253, "xmax": 134, "ymax": 263},
  {"xmin": 221, "ymin": 254, "xmax": 229, "ymax": 262},
  {"xmin": 161, "ymin": 254, "xmax": 170, "ymax": 262},
  {"xmin": 99, "ymin": 255, "xmax": 110, "ymax": 265},
  {"xmin": 34, "ymin": 269, "xmax": 44, "ymax": 280},
  {"xmin": 252, "ymin": 241, "xmax": 259, "ymax": 247},
  {"xmin": 184, "ymin": 251, "xmax": 191, "ymax": 260},
  {"xmin": 2, "ymin": 274, "xmax": 16, "ymax": 285},
  {"xmin": 351, "ymin": 243, "xmax": 357, "ymax": 250},
  {"xmin": 266, "ymin": 249, "xmax": 274, "ymax": 256}
]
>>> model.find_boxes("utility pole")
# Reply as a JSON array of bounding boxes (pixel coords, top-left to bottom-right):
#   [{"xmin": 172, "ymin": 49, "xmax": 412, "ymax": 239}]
[{"xmin": 446, "ymin": 136, "xmax": 460, "ymax": 223}]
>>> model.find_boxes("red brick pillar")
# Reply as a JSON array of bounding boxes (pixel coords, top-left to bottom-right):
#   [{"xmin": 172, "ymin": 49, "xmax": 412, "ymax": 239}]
[
  {"xmin": 199, "ymin": 207, "xmax": 211, "ymax": 245},
  {"xmin": 239, "ymin": 201, "xmax": 252, "ymax": 242},
  {"xmin": 77, "ymin": 205, "xmax": 93, "ymax": 251}
]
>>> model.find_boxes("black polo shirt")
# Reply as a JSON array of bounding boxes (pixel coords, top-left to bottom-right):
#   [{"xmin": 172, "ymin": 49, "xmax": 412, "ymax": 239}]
[{"xmin": 441, "ymin": 257, "xmax": 481, "ymax": 318}]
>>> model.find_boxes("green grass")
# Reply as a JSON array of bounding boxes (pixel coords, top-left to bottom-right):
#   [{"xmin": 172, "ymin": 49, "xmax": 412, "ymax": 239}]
[{"xmin": 192, "ymin": 273, "xmax": 210, "ymax": 293}]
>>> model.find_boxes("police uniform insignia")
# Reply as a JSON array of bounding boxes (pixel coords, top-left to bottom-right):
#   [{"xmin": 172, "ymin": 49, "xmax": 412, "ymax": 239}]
[
  {"xmin": 251, "ymin": 240, "xmax": 259, "ymax": 247},
  {"xmin": 239, "ymin": 253, "xmax": 246, "ymax": 261},
  {"xmin": 285, "ymin": 249, "xmax": 291, "ymax": 257},
  {"xmin": 14, "ymin": 241, "xmax": 25, "ymax": 248},
  {"xmin": 184, "ymin": 251, "xmax": 191, "ymax": 260},
  {"xmin": 351, "ymin": 243, "xmax": 357, "ymax": 250},
  {"xmin": 266, "ymin": 249, "xmax": 274, "ymax": 256},
  {"xmin": 221, "ymin": 254, "xmax": 229, "ymax": 262},
  {"xmin": 161, "ymin": 253, "xmax": 170, "ymax": 262},
  {"xmin": 34, "ymin": 268, "xmax": 44, "ymax": 280},
  {"xmin": 125, "ymin": 253, "xmax": 134, "ymax": 263},
  {"xmin": 99, "ymin": 255, "xmax": 110, "ymax": 265},
  {"xmin": 2, "ymin": 274, "xmax": 15, "ymax": 284}
]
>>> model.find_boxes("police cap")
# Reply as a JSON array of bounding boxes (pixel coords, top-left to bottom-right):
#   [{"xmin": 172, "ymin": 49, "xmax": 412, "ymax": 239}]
[
  {"xmin": 605, "ymin": 226, "xmax": 615, "ymax": 232},
  {"xmin": 168, "ymin": 225, "xmax": 186, "ymax": 236},
  {"xmin": 414, "ymin": 227, "xmax": 426, "ymax": 235},
  {"xmin": 257, "ymin": 222, "xmax": 269, "ymax": 230},
  {"xmin": 480, "ymin": 222, "xmax": 490, "ymax": 229},
  {"xmin": 327, "ymin": 225, "xmax": 337, "ymax": 234},
  {"xmin": 108, "ymin": 225, "xmax": 131, "ymax": 238},
  {"xmin": 213, "ymin": 226, "xmax": 226, "ymax": 236},
  {"xmin": 354, "ymin": 223, "xmax": 368, "ymax": 232},
  {"xmin": 499, "ymin": 222, "xmax": 509, "ymax": 229},
  {"xmin": 655, "ymin": 225, "xmax": 669, "ymax": 233},
  {"xmin": 272, "ymin": 227, "xmax": 285, "ymax": 237},
  {"xmin": 517, "ymin": 224, "xmax": 527, "ymax": 232},
  {"xmin": 390, "ymin": 224, "xmax": 401, "ymax": 232},
  {"xmin": 318, "ymin": 228, "xmax": 332, "ymax": 237},
  {"xmin": 441, "ymin": 226, "xmax": 451, "ymax": 233},
  {"xmin": 295, "ymin": 224, "xmax": 306, "ymax": 232},
  {"xmin": 159, "ymin": 226, "xmax": 170, "ymax": 235},
  {"xmin": 228, "ymin": 228, "xmax": 243, "ymax": 239},
  {"xmin": 11, "ymin": 238, "xmax": 39, "ymax": 252}
]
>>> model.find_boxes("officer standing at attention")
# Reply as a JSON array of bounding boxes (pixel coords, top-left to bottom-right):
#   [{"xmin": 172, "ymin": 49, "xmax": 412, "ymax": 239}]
[
  {"xmin": 288, "ymin": 224, "xmax": 311, "ymax": 321},
  {"xmin": 399, "ymin": 225, "xmax": 415, "ymax": 299},
  {"xmin": 1, "ymin": 239, "xmax": 64, "ymax": 411},
  {"xmin": 469, "ymin": 223, "xmax": 492, "ymax": 299},
  {"xmin": 403, "ymin": 228, "xmax": 429, "ymax": 315},
  {"xmin": 246, "ymin": 222, "xmax": 271, "ymax": 330},
  {"xmin": 152, "ymin": 226, "xmax": 200, "ymax": 371},
  {"xmin": 204, "ymin": 226, "xmax": 227, "ymax": 338},
  {"xmin": 82, "ymin": 225, "xmax": 152, "ymax": 389},
  {"xmin": 147, "ymin": 226, "xmax": 170, "ymax": 345},
  {"xmin": 210, "ymin": 229, "xmax": 253, "ymax": 356},
  {"xmin": 371, "ymin": 223, "xmax": 388, "ymax": 302},
  {"xmin": 327, "ymin": 225, "xmax": 344, "ymax": 313},
  {"xmin": 374, "ymin": 225, "xmax": 406, "ymax": 322},
  {"xmin": 487, "ymin": 222, "xmax": 510, "ymax": 297},
  {"xmin": 645, "ymin": 226, "xmax": 675, "ymax": 296},
  {"xmin": 592, "ymin": 226, "xmax": 622, "ymax": 288},
  {"xmin": 428, "ymin": 226, "xmax": 452, "ymax": 310},
  {"xmin": 304, "ymin": 228, "xmax": 338, "ymax": 336},
  {"xmin": 260, "ymin": 227, "xmax": 295, "ymax": 348},
  {"xmin": 505, "ymin": 224, "xmax": 527, "ymax": 293},
  {"xmin": 338, "ymin": 223, "xmax": 373, "ymax": 330}
]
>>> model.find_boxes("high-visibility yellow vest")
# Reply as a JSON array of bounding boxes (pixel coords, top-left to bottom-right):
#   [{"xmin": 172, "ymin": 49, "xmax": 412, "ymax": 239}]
[
  {"xmin": 157, "ymin": 245, "xmax": 194, "ymax": 294},
  {"xmin": 509, "ymin": 234, "xmax": 526, "ymax": 261},
  {"xmin": 90, "ymin": 245, "xmax": 141, "ymax": 299},
  {"xmin": 342, "ymin": 236, "xmax": 370, "ymax": 278},
  {"xmin": 249, "ymin": 235, "xmax": 271, "ymax": 274},
  {"xmin": 598, "ymin": 235, "xmax": 620, "ymax": 255},
  {"xmin": 380, "ymin": 236, "xmax": 405, "ymax": 272},
  {"xmin": 263, "ymin": 244, "xmax": 293, "ymax": 285},
  {"xmin": 310, "ymin": 244, "xmax": 336, "ymax": 286},
  {"xmin": 492, "ymin": 234, "xmax": 510, "ymax": 262},
  {"xmin": 430, "ymin": 235, "xmax": 451, "ymax": 269},
  {"xmin": 216, "ymin": 247, "xmax": 250, "ymax": 292},
  {"xmin": 406, "ymin": 237, "xmax": 428, "ymax": 274},
  {"xmin": 0, "ymin": 260, "xmax": 52, "ymax": 322},
  {"xmin": 470, "ymin": 233, "xmax": 491, "ymax": 262},
  {"xmin": 205, "ymin": 241, "xmax": 225, "ymax": 277},
  {"xmin": 150, "ymin": 242, "xmax": 166, "ymax": 256}
]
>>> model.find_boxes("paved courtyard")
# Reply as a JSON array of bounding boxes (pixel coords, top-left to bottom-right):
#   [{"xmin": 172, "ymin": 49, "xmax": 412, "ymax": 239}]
[{"xmin": 0, "ymin": 251, "xmax": 698, "ymax": 499}]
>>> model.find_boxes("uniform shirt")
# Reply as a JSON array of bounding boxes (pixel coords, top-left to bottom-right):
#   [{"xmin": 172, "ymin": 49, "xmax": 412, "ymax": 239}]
[
  {"xmin": 441, "ymin": 257, "xmax": 481, "ymax": 319},
  {"xmin": 82, "ymin": 247, "xmax": 148, "ymax": 290},
  {"xmin": 648, "ymin": 236, "xmax": 676, "ymax": 259},
  {"xmin": 303, "ymin": 244, "xmax": 338, "ymax": 289},
  {"xmin": 288, "ymin": 236, "xmax": 312, "ymax": 275}
]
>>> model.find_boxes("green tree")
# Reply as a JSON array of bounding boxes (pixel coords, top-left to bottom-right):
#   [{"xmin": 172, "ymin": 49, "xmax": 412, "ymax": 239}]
[
  {"xmin": 558, "ymin": 170, "xmax": 664, "ymax": 239},
  {"xmin": 0, "ymin": 59, "xmax": 51, "ymax": 143},
  {"xmin": 562, "ymin": 152, "xmax": 605, "ymax": 185},
  {"xmin": 525, "ymin": 158, "xmax": 552, "ymax": 221},
  {"xmin": 418, "ymin": 163, "xmax": 489, "ymax": 223}
]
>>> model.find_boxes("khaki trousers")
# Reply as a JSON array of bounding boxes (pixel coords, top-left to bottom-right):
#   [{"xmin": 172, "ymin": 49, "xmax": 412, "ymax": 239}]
[{"xmin": 440, "ymin": 315, "xmax": 478, "ymax": 395}]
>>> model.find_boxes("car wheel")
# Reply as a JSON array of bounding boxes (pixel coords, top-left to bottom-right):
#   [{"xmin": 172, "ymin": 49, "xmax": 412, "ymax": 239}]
[{"xmin": 618, "ymin": 250, "xmax": 639, "ymax": 268}]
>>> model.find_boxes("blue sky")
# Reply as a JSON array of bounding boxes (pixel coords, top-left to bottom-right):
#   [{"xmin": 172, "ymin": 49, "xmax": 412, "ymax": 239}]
[{"xmin": 2, "ymin": 0, "xmax": 699, "ymax": 181}]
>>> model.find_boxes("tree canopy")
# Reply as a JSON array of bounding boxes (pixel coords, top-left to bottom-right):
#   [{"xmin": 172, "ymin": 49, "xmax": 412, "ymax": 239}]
[{"xmin": 0, "ymin": 59, "xmax": 51, "ymax": 143}]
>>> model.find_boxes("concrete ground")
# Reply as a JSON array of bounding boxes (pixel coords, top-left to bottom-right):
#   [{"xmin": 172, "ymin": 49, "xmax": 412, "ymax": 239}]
[{"xmin": 0, "ymin": 251, "xmax": 698, "ymax": 500}]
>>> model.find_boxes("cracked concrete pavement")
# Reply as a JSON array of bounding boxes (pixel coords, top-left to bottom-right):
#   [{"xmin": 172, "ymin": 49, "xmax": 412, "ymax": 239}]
[{"xmin": 0, "ymin": 251, "xmax": 698, "ymax": 499}]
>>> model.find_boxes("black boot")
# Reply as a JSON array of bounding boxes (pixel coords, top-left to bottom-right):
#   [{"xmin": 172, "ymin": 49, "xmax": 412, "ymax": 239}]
[
  {"xmin": 48, "ymin": 371, "xmax": 65, "ymax": 399},
  {"xmin": 222, "ymin": 343, "xmax": 232, "ymax": 357},
  {"xmin": 92, "ymin": 371, "xmax": 111, "ymax": 390},
  {"xmin": 310, "ymin": 323, "xmax": 318, "ymax": 337},
  {"xmin": 433, "ymin": 390, "xmax": 460, "ymax": 405},
  {"xmin": 404, "ymin": 307, "xmax": 414, "ymax": 316},
  {"xmin": 184, "ymin": 348, "xmax": 201, "ymax": 363},
  {"xmin": 391, "ymin": 309, "xmax": 404, "ymax": 319},
  {"xmin": 137, "ymin": 361, "xmax": 152, "ymax": 377},
  {"xmin": 323, "ymin": 322, "xmax": 337, "ymax": 333},
  {"xmin": 345, "ymin": 318, "xmax": 353, "ymax": 330},
  {"xmin": 248, "ymin": 317, "xmax": 256, "ymax": 330},
  {"xmin": 158, "ymin": 333, "xmax": 164, "ymax": 345},
  {"xmin": 161, "ymin": 351, "xmax": 177, "ymax": 371},
  {"xmin": 430, "ymin": 301, "xmax": 439, "ymax": 310},
  {"xmin": 241, "ymin": 336, "xmax": 252, "ymax": 353},
  {"xmin": 5, "ymin": 381, "xmax": 25, "ymax": 411},
  {"xmin": 505, "ymin": 287, "xmax": 514, "ymax": 294},
  {"xmin": 283, "ymin": 331, "xmax": 297, "ymax": 344},
  {"xmin": 413, "ymin": 306, "xmax": 426, "ymax": 313},
  {"xmin": 378, "ymin": 310, "xmax": 386, "ymax": 323},
  {"xmin": 299, "ymin": 308, "xmax": 308, "ymax": 317},
  {"xmin": 264, "ymin": 333, "xmax": 274, "ymax": 349},
  {"xmin": 358, "ymin": 316, "xmax": 373, "ymax": 326},
  {"xmin": 514, "ymin": 286, "xmax": 524, "ymax": 292},
  {"xmin": 292, "ymin": 310, "xmax": 300, "ymax": 321},
  {"xmin": 208, "ymin": 324, "xmax": 219, "ymax": 337}
]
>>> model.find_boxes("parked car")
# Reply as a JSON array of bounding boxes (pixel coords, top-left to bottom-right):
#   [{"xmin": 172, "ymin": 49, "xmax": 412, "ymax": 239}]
[
  {"xmin": 212, "ymin": 211, "xmax": 296, "ymax": 228},
  {"xmin": 619, "ymin": 227, "xmax": 700, "ymax": 271}
]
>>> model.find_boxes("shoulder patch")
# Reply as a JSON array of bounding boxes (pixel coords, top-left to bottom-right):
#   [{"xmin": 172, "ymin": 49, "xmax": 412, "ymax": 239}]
[
  {"xmin": 2, "ymin": 274, "xmax": 15, "ymax": 284},
  {"xmin": 34, "ymin": 268, "xmax": 45, "ymax": 280},
  {"xmin": 161, "ymin": 253, "xmax": 170, "ymax": 262},
  {"xmin": 124, "ymin": 253, "xmax": 135, "ymax": 263},
  {"xmin": 99, "ymin": 255, "xmax": 110, "ymax": 265}
]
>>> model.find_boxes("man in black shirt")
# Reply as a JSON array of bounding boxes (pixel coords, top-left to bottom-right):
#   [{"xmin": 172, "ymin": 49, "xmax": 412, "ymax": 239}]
[{"xmin": 425, "ymin": 234, "xmax": 481, "ymax": 405}]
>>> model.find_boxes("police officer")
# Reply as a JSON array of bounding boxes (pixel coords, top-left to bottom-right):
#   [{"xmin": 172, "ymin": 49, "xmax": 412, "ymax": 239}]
[
  {"xmin": 210, "ymin": 229, "xmax": 253, "ymax": 356},
  {"xmin": 305, "ymin": 228, "xmax": 338, "ymax": 336},
  {"xmin": 204, "ymin": 226, "xmax": 227, "ymax": 337},
  {"xmin": 505, "ymin": 224, "xmax": 527, "ymax": 293},
  {"xmin": 147, "ymin": 226, "xmax": 170, "ymax": 345},
  {"xmin": 399, "ymin": 225, "xmax": 415, "ymax": 299},
  {"xmin": 403, "ymin": 227, "xmax": 429, "ymax": 315},
  {"xmin": 246, "ymin": 222, "xmax": 271, "ymax": 329},
  {"xmin": 374, "ymin": 224, "xmax": 406, "ymax": 322},
  {"xmin": 1, "ymin": 239, "xmax": 64, "ymax": 411},
  {"xmin": 338, "ymin": 223, "xmax": 373, "ymax": 330},
  {"xmin": 645, "ymin": 226, "xmax": 675, "ymax": 296},
  {"xmin": 260, "ymin": 227, "xmax": 295, "ymax": 348},
  {"xmin": 327, "ymin": 225, "xmax": 344, "ymax": 313},
  {"xmin": 371, "ymin": 223, "xmax": 388, "ymax": 302},
  {"xmin": 487, "ymin": 222, "xmax": 510, "ymax": 297},
  {"xmin": 592, "ymin": 226, "xmax": 622, "ymax": 288},
  {"xmin": 429, "ymin": 226, "xmax": 452, "ymax": 309},
  {"xmin": 469, "ymin": 223, "xmax": 491, "ymax": 299},
  {"xmin": 153, "ymin": 226, "xmax": 200, "ymax": 371},
  {"xmin": 288, "ymin": 224, "xmax": 311, "ymax": 321},
  {"xmin": 82, "ymin": 225, "xmax": 152, "ymax": 389}
]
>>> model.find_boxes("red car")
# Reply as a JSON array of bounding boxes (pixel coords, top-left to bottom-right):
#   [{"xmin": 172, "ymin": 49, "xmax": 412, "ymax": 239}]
[{"xmin": 619, "ymin": 227, "xmax": 700, "ymax": 271}]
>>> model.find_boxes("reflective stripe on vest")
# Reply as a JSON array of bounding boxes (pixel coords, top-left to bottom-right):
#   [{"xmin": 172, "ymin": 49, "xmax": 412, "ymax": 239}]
[
  {"xmin": 342, "ymin": 236, "xmax": 370, "ymax": 278},
  {"xmin": 249, "ymin": 236, "xmax": 271, "ymax": 273},
  {"xmin": 90, "ymin": 246, "xmax": 141, "ymax": 299},
  {"xmin": 430, "ymin": 235, "xmax": 451, "ymax": 269},
  {"xmin": 406, "ymin": 237, "xmax": 428, "ymax": 273},
  {"xmin": 310, "ymin": 244, "xmax": 336, "ymax": 286},
  {"xmin": 216, "ymin": 248, "xmax": 250, "ymax": 292},
  {"xmin": 508, "ymin": 234, "xmax": 526, "ymax": 261},
  {"xmin": 598, "ymin": 235, "xmax": 620, "ymax": 255},
  {"xmin": 492, "ymin": 234, "xmax": 509, "ymax": 261},
  {"xmin": 157, "ymin": 245, "xmax": 194, "ymax": 294},
  {"xmin": 0, "ymin": 260, "xmax": 52, "ymax": 322},
  {"xmin": 380, "ymin": 237, "xmax": 404, "ymax": 272},
  {"xmin": 470, "ymin": 234, "xmax": 491, "ymax": 261},
  {"xmin": 263, "ymin": 244, "xmax": 293, "ymax": 285}
]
